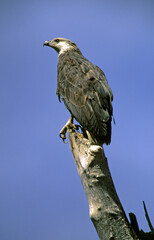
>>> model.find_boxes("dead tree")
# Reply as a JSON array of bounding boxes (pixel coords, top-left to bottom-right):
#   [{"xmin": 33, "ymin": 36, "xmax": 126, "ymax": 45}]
[{"xmin": 67, "ymin": 129, "xmax": 154, "ymax": 240}]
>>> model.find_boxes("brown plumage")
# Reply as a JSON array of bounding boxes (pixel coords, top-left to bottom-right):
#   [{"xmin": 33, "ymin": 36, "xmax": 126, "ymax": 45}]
[{"xmin": 43, "ymin": 38, "xmax": 113, "ymax": 145}]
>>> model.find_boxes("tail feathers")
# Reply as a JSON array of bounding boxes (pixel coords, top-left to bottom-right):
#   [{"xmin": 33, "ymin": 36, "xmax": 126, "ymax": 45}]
[{"xmin": 86, "ymin": 119, "xmax": 112, "ymax": 145}]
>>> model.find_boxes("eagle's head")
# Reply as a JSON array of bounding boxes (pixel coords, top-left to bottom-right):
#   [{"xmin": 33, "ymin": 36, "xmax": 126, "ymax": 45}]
[{"xmin": 43, "ymin": 38, "xmax": 80, "ymax": 55}]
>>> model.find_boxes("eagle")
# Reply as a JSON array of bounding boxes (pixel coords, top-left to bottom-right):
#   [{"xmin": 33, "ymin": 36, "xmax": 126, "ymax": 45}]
[{"xmin": 43, "ymin": 38, "xmax": 113, "ymax": 145}]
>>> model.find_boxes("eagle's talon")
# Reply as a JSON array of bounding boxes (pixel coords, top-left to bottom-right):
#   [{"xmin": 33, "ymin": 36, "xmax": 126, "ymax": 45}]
[
  {"xmin": 63, "ymin": 139, "xmax": 68, "ymax": 144},
  {"xmin": 59, "ymin": 132, "xmax": 68, "ymax": 144},
  {"xmin": 69, "ymin": 123, "xmax": 80, "ymax": 131},
  {"xmin": 75, "ymin": 124, "xmax": 80, "ymax": 130},
  {"xmin": 59, "ymin": 133, "xmax": 65, "ymax": 138},
  {"xmin": 59, "ymin": 116, "xmax": 81, "ymax": 143},
  {"xmin": 59, "ymin": 132, "xmax": 66, "ymax": 140},
  {"xmin": 72, "ymin": 124, "xmax": 79, "ymax": 130}
]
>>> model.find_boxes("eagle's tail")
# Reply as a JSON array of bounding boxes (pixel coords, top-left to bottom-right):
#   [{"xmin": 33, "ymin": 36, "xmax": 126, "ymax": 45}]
[{"xmin": 86, "ymin": 120, "xmax": 112, "ymax": 146}]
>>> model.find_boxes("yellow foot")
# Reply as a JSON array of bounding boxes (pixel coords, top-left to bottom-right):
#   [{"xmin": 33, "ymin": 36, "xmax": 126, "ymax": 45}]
[{"xmin": 59, "ymin": 116, "xmax": 80, "ymax": 143}]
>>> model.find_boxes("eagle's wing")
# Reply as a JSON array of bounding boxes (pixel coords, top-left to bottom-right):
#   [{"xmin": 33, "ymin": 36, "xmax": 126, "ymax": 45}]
[{"xmin": 57, "ymin": 54, "xmax": 113, "ymax": 144}]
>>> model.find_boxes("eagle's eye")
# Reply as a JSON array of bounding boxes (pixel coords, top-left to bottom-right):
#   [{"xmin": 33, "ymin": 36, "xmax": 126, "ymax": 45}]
[{"xmin": 55, "ymin": 39, "xmax": 60, "ymax": 43}]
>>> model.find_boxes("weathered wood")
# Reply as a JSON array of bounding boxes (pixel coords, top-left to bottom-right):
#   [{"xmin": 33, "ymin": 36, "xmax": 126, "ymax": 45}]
[
  {"xmin": 129, "ymin": 213, "xmax": 140, "ymax": 236},
  {"xmin": 68, "ymin": 130, "xmax": 139, "ymax": 240},
  {"xmin": 143, "ymin": 201, "xmax": 154, "ymax": 232},
  {"xmin": 129, "ymin": 211, "xmax": 154, "ymax": 240}
]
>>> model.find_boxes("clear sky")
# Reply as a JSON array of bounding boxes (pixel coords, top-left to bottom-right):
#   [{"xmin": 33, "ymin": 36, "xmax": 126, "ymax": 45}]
[{"xmin": 0, "ymin": 0, "xmax": 154, "ymax": 239}]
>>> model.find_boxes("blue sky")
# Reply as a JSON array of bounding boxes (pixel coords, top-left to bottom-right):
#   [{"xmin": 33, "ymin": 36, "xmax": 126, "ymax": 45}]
[{"xmin": 0, "ymin": 0, "xmax": 154, "ymax": 239}]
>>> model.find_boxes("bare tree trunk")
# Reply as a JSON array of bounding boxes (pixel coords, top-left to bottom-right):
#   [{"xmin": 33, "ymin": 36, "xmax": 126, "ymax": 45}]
[{"xmin": 68, "ymin": 129, "xmax": 139, "ymax": 240}]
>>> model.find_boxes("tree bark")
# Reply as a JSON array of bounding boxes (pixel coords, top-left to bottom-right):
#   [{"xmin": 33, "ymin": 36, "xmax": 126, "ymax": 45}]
[{"xmin": 68, "ymin": 129, "xmax": 139, "ymax": 240}]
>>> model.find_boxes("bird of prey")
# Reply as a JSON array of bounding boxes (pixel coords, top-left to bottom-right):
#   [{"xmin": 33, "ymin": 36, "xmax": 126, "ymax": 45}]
[{"xmin": 43, "ymin": 38, "xmax": 113, "ymax": 145}]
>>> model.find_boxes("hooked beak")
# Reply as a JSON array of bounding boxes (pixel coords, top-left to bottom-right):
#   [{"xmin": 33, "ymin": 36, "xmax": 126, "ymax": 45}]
[{"xmin": 43, "ymin": 40, "xmax": 50, "ymax": 47}]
